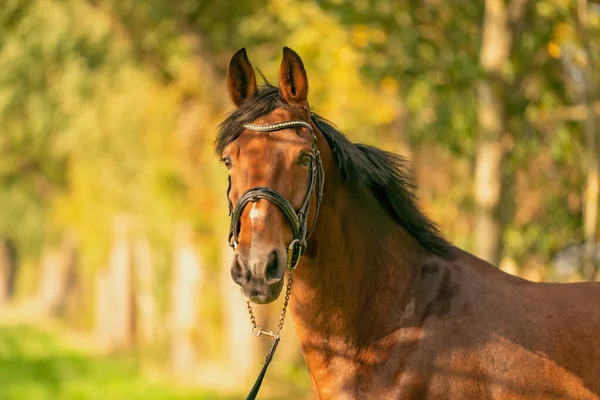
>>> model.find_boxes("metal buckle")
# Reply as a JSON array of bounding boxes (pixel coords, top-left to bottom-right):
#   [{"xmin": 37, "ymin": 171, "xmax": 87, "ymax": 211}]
[
  {"xmin": 251, "ymin": 325, "xmax": 278, "ymax": 340},
  {"xmin": 286, "ymin": 239, "xmax": 305, "ymax": 270},
  {"xmin": 229, "ymin": 235, "xmax": 238, "ymax": 250}
]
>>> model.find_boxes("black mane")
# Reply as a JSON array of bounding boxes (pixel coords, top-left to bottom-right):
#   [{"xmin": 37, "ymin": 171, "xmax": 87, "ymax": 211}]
[{"xmin": 216, "ymin": 84, "xmax": 453, "ymax": 258}]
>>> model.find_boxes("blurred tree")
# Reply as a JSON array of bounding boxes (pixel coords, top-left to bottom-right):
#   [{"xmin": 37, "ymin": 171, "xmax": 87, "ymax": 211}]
[
  {"xmin": 318, "ymin": 0, "xmax": 600, "ymax": 274},
  {"xmin": 576, "ymin": 0, "xmax": 599, "ymax": 281},
  {"xmin": 0, "ymin": 0, "xmax": 95, "ymax": 253},
  {"xmin": 318, "ymin": 0, "xmax": 482, "ymax": 153},
  {"xmin": 170, "ymin": 222, "xmax": 202, "ymax": 375},
  {"xmin": 0, "ymin": 239, "xmax": 17, "ymax": 303},
  {"xmin": 474, "ymin": 0, "xmax": 530, "ymax": 266}
]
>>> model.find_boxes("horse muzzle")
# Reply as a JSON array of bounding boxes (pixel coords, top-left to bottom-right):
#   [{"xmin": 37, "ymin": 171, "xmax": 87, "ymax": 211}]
[{"xmin": 231, "ymin": 249, "xmax": 286, "ymax": 304}]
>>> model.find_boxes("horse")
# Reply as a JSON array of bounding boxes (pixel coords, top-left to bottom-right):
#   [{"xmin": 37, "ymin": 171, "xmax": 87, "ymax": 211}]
[{"xmin": 216, "ymin": 47, "xmax": 600, "ymax": 399}]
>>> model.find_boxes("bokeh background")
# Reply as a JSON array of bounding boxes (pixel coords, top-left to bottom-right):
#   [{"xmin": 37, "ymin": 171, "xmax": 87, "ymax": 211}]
[{"xmin": 1, "ymin": 0, "xmax": 599, "ymax": 398}]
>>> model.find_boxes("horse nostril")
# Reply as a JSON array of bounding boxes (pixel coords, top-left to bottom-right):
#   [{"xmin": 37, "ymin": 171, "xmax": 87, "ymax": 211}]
[
  {"xmin": 231, "ymin": 254, "xmax": 249, "ymax": 285},
  {"xmin": 265, "ymin": 251, "xmax": 281, "ymax": 281}
]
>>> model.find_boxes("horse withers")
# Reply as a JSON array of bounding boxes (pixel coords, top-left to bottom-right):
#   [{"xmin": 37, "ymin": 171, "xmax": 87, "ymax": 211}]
[{"xmin": 216, "ymin": 47, "xmax": 600, "ymax": 399}]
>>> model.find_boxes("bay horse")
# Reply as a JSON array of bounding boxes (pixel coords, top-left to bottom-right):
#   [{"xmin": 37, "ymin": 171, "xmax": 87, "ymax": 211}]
[{"xmin": 217, "ymin": 47, "xmax": 600, "ymax": 399}]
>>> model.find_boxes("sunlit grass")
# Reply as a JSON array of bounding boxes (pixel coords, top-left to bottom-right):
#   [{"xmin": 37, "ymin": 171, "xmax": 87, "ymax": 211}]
[{"xmin": 0, "ymin": 326, "xmax": 236, "ymax": 400}]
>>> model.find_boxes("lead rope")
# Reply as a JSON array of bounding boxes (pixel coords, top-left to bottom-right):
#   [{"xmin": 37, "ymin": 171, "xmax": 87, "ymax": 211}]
[{"xmin": 244, "ymin": 240, "xmax": 301, "ymax": 400}]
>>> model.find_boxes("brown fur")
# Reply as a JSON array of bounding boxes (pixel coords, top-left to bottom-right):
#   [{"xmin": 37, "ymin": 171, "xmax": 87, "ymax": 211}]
[{"xmin": 220, "ymin": 48, "xmax": 600, "ymax": 399}]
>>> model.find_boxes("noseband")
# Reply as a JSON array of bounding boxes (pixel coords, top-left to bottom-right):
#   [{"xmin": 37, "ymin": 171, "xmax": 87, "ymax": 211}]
[{"xmin": 226, "ymin": 118, "xmax": 325, "ymax": 268}]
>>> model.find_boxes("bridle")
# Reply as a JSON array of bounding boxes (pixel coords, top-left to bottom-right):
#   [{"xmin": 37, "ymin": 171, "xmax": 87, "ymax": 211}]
[
  {"xmin": 226, "ymin": 118, "xmax": 325, "ymax": 270},
  {"xmin": 225, "ymin": 117, "xmax": 325, "ymax": 400}
]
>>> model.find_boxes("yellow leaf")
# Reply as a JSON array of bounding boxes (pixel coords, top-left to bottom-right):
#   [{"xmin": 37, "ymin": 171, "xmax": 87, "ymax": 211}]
[
  {"xmin": 352, "ymin": 25, "xmax": 370, "ymax": 48},
  {"xmin": 554, "ymin": 22, "xmax": 572, "ymax": 43},
  {"xmin": 547, "ymin": 42, "xmax": 561, "ymax": 58},
  {"xmin": 370, "ymin": 28, "xmax": 387, "ymax": 44},
  {"xmin": 380, "ymin": 77, "xmax": 399, "ymax": 95}
]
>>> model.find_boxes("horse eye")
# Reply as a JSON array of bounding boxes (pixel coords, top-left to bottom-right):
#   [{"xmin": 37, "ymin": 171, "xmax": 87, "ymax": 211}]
[
  {"xmin": 222, "ymin": 157, "xmax": 232, "ymax": 169},
  {"xmin": 298, "ymin": 153, "xmax": 312, "ymax": 166}
]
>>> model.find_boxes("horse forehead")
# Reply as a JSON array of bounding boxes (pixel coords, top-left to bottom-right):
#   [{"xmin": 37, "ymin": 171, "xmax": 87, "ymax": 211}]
[
  {"xmin": 237, "ymin": 131, "xmax": 304, "ymax": 159},
  {"xmin": 253, "ymin": 107, "xmax": 296, "ymax": 125},
  {"xmin": 235, "ymin": 136, "xmax": 286, "ymax": 176}
]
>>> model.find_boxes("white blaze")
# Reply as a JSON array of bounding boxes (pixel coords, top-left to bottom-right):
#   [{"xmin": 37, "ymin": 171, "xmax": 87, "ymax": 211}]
[
  {"xmin": 248, "ymin": 203, "xmax": 266, "ymax": 273},
  {"xmin": 249, "ymin": 204, "xmax": 264, "ymax": 223}
]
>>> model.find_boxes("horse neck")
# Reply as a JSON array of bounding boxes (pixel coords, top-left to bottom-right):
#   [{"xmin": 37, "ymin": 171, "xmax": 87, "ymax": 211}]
[{"xmin": 290, "ymin": 165, "xmax": 429, "ymax": 348}]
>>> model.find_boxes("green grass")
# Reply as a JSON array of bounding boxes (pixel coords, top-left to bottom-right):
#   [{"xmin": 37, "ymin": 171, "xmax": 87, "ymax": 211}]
[{"xmin": 0, "ymin": 326, "xmax": 235, "ymax": 400}]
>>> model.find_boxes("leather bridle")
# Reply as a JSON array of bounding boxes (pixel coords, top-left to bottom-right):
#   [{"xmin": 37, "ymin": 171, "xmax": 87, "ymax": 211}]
[{"xmin": 226, "ymin": 118, "xmax": 325, "ymax": 269}]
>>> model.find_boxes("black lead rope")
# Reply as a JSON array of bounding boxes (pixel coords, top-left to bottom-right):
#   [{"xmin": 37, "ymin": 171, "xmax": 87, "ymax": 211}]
[{"xmin": 246, "ymin": 337, "xmax": 280, "ymax": 400}]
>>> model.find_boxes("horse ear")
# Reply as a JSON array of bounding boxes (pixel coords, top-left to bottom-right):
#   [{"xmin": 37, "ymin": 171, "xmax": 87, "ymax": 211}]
[
  {"xmin": 227, "ymin": 48, "xmax": 257, "ymax": 106},
  {"xmin": 279, "ymin": 47, "xmax": 308, "ymax": 105}
]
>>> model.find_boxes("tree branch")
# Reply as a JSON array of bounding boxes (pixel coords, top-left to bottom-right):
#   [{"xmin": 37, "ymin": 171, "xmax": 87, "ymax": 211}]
[{"xmin": 532, "ymin": 102, "xmax": 600, "ymax": 126}]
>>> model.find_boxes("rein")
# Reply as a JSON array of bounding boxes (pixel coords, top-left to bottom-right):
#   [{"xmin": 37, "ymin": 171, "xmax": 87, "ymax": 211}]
[{"xmin": 226, "ymin": 118, "xmax": 324, "ymax": 400}]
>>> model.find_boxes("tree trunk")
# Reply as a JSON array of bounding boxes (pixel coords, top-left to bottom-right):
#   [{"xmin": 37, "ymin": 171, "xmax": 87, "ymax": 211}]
[
  {"xmin": 39, "ymin": 248, "xmax": 63, "ymax": 312},
  {"xmin": 0, "ymin": 239, "xmax": 17, "ymax": 304},
  {"xmin": 38, "ymin": 236, "xmax": 77, "ymax": 315},
  {"xmin": 108, "ymin": 216, "xmax": 135, "ymax": 350},
  {"xmin": 133, "ymin": 236, "xmax": 156, "ymax": 346},
  {"xmin": 58, "ymin": 236, "xmax": 78, "ymax": 317},
  {"xmin": 390, "ymin": 101, "xmax": 413, "ymax": 162},
  {"xmin": 474, "ymin": 0, "xmax": 529, "ymax": 266},
  {"xmin": 583, "ymin": 143, "xmax": 599, "ymax": 281},
  {"xmin": 474, "ymin": 0, "xmax": 510, "ymax": 266},
  {"xmin": 95, "ymin": 267, "xmax": 113, "ymax": 348},
  {"xmin": 170, "ymin": 223, "xmax": 202, "ymax": 376},
  {"xmin": 577, "ymin": 0, "xmax": 599, "ymax": 281}
]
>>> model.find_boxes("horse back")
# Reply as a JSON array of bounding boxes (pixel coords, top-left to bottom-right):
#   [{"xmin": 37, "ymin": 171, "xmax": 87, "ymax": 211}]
[{"xmin": 395, "ymin": 249, "xmax": 600, "ymax": 399}]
